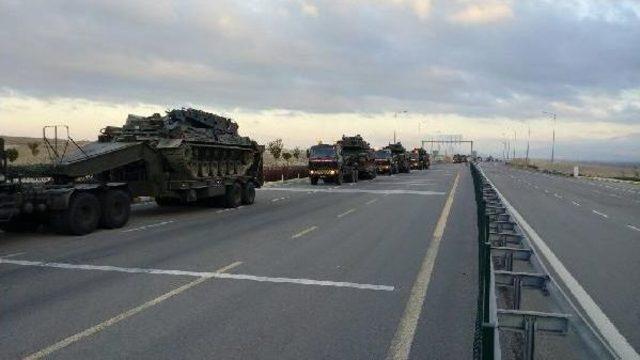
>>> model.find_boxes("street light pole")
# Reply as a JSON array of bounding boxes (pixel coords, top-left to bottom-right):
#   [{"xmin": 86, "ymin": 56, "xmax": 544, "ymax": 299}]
[
  {"xmin": 542, "ymin": 111, "xmax": 557, "ymax": 163},
  {"xmin": 393, "ymin": 110, "xmax": 408, "ymax": 143},
  {"xmin": 513, "ymin": 130, "xmax": 517, "ymax": 159},
  {"xmin": 525, "ymin": 123, "xmax": 531, "ymax": 166}
]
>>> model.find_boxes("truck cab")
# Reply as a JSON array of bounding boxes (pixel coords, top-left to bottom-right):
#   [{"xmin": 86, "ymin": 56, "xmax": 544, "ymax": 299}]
[{"xmin": 308, "ymin": 144, "xmax": 356, "ymax": 185}]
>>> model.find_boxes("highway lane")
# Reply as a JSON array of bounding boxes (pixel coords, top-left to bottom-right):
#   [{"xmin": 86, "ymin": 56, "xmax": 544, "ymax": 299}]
[
  {"xmin": 0, "ymin": 164, "xmax": 477, "ymax": 360},
  {"xmin": 482, "ymin": 163, "xmax": 640, "ymax": 353}
]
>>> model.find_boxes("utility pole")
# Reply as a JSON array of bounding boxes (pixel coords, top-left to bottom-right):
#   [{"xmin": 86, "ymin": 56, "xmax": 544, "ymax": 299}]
[
  {"xmin": 513, "ymin": 130, "xmax": 517, "ymax": 159},
  {"xmin": 542, "ymin": 111, "xmax": 557, "ymax": 163},
  {"xmin": 525, "ymin": 123, "xmax": 531, "ymax": 166}
]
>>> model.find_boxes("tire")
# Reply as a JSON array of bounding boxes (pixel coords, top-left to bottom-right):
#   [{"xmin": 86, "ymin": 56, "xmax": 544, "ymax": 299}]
[
  {"xmin": 56, "ymin": 192, "xmax": 101, "ymax": 235},
  {"xmin": 225, "ymin": 182, "xmax": 242, "ymax": 208},
  {"xmin": 335, "ymin": 174, "xmax": 343, "ymax": 185},
  {"xmin": 353, "ymin": 170, "xmax": 359, "ymax": 182},
  {"xmin": 100, "ymin": 190, "xmax": 131, "ymax": 229},
  {"xmin": 241, "ymin": 182, "xmax": 256, "ymax": 205},
  {"xmin": 310, "ymin": 177, "xmax": 319, "ymax": 185}
]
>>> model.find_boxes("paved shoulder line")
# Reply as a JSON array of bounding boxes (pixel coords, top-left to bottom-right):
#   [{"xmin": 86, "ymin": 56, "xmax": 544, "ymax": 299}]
[
  {"xmin": 23, "ymin": 261, "xmax": 243, "ymax": 360},
  {"xmin": 482, "ymin": 168, "xmax": 640, "ymax": 360},
  {"xmin": 386, "ymin": 171, "xmax": 461, "ymax": 360}
]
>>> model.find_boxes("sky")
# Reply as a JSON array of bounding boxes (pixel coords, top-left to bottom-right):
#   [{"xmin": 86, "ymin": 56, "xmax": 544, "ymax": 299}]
[{"xmin": 0, "ymin": 0, "xmax": 639, "ymax": 161}]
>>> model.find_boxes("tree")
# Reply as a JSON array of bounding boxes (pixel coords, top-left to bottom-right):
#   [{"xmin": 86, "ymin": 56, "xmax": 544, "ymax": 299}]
[
  {"xmin": 267, "ymin": 139, "xmax": 283, "ymax": 163},
  {"xmin": 5, "ymin": 148, "xmax": 19, "ymax": 163},
  {"xmin": 282, "ymin": 152, "xmax": 292, "ymax": 164},
  {"xmin": 292, "ymin": 147, "xmax": 301, "ymax": 161},
  {"xmin": 27, "ymin": 142, "xmax": 40, "ymax": 157}
]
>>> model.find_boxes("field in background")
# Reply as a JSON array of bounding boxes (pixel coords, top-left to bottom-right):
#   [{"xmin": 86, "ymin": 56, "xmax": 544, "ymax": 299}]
[{"xmin": 509, "ymin": 158, "xmax": 640, "ymax": 181}]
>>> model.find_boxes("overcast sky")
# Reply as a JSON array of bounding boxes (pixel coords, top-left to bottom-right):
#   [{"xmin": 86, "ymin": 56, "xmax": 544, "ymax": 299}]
[{"xmin": 1, "ymin": 0, "xmax": 639, "ymax": 161}]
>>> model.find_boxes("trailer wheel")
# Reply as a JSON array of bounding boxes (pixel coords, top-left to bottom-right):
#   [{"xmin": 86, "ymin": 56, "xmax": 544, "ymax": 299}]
[
  {"xmin": 241, "ymin": 182, "xmax": 256, "ymax": 205},
  {"xmin": 56, "ymin": 192, "xmax": 101, "ymax": 235},
  {"xmin": 225, "ymin": 182, "xmax": 242, "ymax": 208},
  {"xmin": 310, "ymin": 177, "xmax": 319, "ymax": 185},
  {"xmin": 335, "ymin": 173, "xmax": 343, "ymax": 185},
  {"xmin": 101, "ymin": 190, "xmax": 131, "ymax": 229}
]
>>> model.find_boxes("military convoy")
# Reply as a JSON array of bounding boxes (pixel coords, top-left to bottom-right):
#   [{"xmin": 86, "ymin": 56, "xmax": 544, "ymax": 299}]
[{"xmin": 0, "ymin": 109, "xmax": 263, "ymax": 235}]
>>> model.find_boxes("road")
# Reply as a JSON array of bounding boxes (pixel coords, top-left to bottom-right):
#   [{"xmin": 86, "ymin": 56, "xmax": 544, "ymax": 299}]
[
  {"xmin": 482, "ymin": 163, "xmax": 640, "ymax": 354},
  {"xmin": 0, "ymin": 164, "xmax": 477, "ymax": 360}
]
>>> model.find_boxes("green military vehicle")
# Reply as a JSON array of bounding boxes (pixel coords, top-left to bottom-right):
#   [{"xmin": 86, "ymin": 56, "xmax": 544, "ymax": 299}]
[
  {"xmin": 337, "ymin": 135, "xmax": 377, "ymax": 180},
  {"xmin": 0, "ymin": 108, "xmax": 264, "ymax": 235},
  {"xmin": 373, "ymin": 149, "xmax": 397, "ymax": 175},
  {"xmin": 385, "ymin": 142, "xmax": 411, "ymax": 173},
  {"xmin": 308, "ymin": 143, "xmax": 357, "ymax": 185},
  {"xmin": 410, "ymin": 148, "xmax": 430, "ymax": 170}
]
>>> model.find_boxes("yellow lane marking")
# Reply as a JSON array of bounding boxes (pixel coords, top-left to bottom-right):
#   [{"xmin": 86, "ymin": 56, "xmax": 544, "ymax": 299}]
[
  {"xmin": 291, "ymin": 226, "xmax": 318, "ymax": 239},
  {"xmin": 385, "ymin": 171, "xmax": 461, "ymax": 360},
  {"xmin": 337, "ymin": 209, "xmax": 356, "ymax": 218},
  {"xmin": 24, "ymin": 261, "xmax": 243, "ymax": 360}
]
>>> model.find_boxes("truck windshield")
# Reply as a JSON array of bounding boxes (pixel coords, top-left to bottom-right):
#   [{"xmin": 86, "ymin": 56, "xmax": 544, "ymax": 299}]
[
  {"xmin": 310, "ymin": 147, "xmax": 336, "ymax": 158},
  {"xmin": 374, "ymin": 151, "xmax": 391, "ymax": 159}
]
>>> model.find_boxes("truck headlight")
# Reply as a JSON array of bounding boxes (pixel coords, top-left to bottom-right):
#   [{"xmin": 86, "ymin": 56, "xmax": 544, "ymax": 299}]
[
  {"xmin": 330, "ymin": 170, "xmax": 336, "ymax": 175},
  {"xmin": 309, "ymin": 170, "xmax": 314, "ymax": 174}
]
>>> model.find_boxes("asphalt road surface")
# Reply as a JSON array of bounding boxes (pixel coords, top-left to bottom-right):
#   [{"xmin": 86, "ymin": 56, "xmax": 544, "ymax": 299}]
[
  {"xmin": 0, "ymin": 164, "xmax": 477, "ymax": 360},
  {"xmin": 482, "ymin": 163, "xmax": 640, "ymax": 355}
]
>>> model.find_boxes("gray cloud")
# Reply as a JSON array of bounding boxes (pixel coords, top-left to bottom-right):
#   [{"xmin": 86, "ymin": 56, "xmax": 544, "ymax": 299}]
[{"xmin": 0, "ymin": 0, "xmax": 639, "ymax": 123}]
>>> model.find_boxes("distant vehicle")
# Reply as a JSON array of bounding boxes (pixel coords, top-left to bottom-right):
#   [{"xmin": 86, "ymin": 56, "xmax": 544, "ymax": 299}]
[
  {"xmin": 373, "ymin": 149, "xmax": 397, "ymax": 175},
  {"xmin": 453, "ymin": 154, "xmax": 468, "ymax": 163},
  {"xmin": 308, "ymin": 143, "xmax": 357, "ymax": 185},
  {"xmin": 385, "ymin": 142, "xmax": 411, "ymax": 173},
  {"xmin": 0, "ymin": 109, "xmax": 264, "ymax": 235},
  {"xmin": 337, "ymin": 135, "xmax": 377, "ymax": 180},
  {"xmin": 410, "ymin": 148, "xmax": 430, "ymax": 170}
]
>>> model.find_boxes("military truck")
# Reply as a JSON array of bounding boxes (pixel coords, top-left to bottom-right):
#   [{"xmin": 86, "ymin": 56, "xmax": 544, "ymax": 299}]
[
  {"xmin": 373, "ymin": 149, "xmax": 397, "ymax": 175},
  {"xmin": 0, "ymin": 108, "xmax": 264, "ymax": 235},
  {"xmin": 337, "ymin": 135, "xmax": 377, "ymax": 180},
  {"xmin": 385, "ymin": 142, "xmax": 411, "ymax": 173},
  {"xmin": 410, "ymin": 148, "xmax": 430, "ymax": 170},
  {"xmin": 308, "ymin": 143, "xmax": 357, "ymax": 185}
]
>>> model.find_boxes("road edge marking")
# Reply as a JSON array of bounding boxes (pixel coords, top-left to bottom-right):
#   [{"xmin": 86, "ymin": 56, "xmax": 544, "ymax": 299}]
[
  {"xmin": 23, "ymin": 261, "xmax": 243, "ymax": 360},
  {"xmin": 385, "ymin": 171, "xmax": 460, "ymax": 360},
  {"xmin": 482, "ymin": 168, "xmax": 640, "ymax": 360}
]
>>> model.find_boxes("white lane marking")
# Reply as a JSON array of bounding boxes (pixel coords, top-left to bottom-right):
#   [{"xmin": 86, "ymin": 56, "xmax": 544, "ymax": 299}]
[
  {"xmin": 480, "ymin": 168, "xmax": 640, "ymax": 360},
  {"xmin": 627, "ymin": 225, "xmax": 640, "ymax": 233},
  {"xmin": 0, "ymin": 252, "xmax": 26, "ymax": 258},
  {"xmin": 337, "ymin": 209, "xmax": 356, "ymax": 218},
  {"xmin": 544, "ymin": 189, "xmax": 550, "ymax": 193},
  {"xmin": 386, "ymin": 171, "xmax": 460, "ymax": 360},
  {"xmin": 592, "ymin": 210, "xmax": 609, "ymax": 219},
  {"xmin": 122, "ymin": 221, "xmax": 174, "ymax": 233},
  {"xmin": 553, "ymin": 193, "xmax": 564, "ymax": 199},
  {"xmin": 365, "ymin": 198, "xmax": 379, "ymax": 205},
  {"xmin": 571, "ymin": 201, "xmax": 582, "ymax": 207},
  {"xmin": 0, "ymin": 258, "xmax": 394, "ymax": 292},
  {"xmin": 291, "ymin": 225, "xmax": 318, "ymax": 239},
  {"xmin": 23, "ymin": 261, "xmax": 243, "ymax": 360},
  {"xmin": 261, "ymin": 188, "xmax": 445, "ymax": 196},
  {"xmin": 534, "ymin": 185, "xmax": 539, "ymax": 189},
  {"xmin": 271, "ymin": 197, "xmax": 287, "ymax": 202}
]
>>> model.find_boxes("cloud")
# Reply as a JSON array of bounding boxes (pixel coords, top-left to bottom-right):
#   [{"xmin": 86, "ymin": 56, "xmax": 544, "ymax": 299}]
[{"xmin": 449, "ymin": 1, "xmax": 513, "ymax": 24}]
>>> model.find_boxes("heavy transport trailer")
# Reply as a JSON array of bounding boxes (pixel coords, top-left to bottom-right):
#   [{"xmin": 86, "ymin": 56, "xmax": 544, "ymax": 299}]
[
  {"xmin": 337, "ymin": 135, "xmax": 377, "ymax": 180},
  {"xmin": 410, "ymin": 148, "xmax": 430, "ymax": 170},
  {"xmin": 0, "ymin": 110, "xmax": 264, "ymax": 236},
  {"xmin": 385, "ymin": 142, "xmax": 411, "ymax": 173}
]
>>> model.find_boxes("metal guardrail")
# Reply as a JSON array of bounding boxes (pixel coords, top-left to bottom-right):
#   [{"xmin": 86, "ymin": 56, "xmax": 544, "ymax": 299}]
[
  {"xmin": 471, "ymin": 162, "xmax": 621, "ymax": 360},
  {"xmin": 471, "ymin": 163, "xmax": 572, "ymax": 360}
]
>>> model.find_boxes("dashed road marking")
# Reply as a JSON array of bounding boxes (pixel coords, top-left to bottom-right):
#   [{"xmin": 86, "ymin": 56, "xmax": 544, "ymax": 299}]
[
  {"xmin": 592, "ymin": 210, "xmax": 609, "ymax": 219},
  {"xmin": 365, "ymin": 198, "xmax": 379, "ymax": 205},
  {"xmin": 337, "ymin": 209, "xmax": 356, "ymax": 218},
  {"xmin": 22, "ymin": 261, "xmax": 243, "ymax": 360},
  {"xmin": 571, "ymin": 201, "xmax": 582, "ymax": 207},
  {"xmin": 553, "ymin": 193, "xmax": 563, "ymax": 199},
  {"xmin": 291, "ymin": 226, "xmax": 318, "ymax": 239},
  {"xmin": 627, "ymin": 225, "xmax": 640, "ymax": 233},
  {"xmin": 122, "ymin": 221, "xmax": 175, "ymax": 233}
]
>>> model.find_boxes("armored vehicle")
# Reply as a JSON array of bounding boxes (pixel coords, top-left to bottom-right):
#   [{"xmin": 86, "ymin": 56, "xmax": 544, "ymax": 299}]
[
  {"xmin": 373, "ymin": 149, "xmax": 397, "ymax": 175},
  {"xmin": 384, "ymin": 142, "xmax": 411, "ymax": 173},
  {"xmin": 308, "ymin": 143, "xmax": 357, "ymax": 185},
  {"xmin": 0, "ymin": 108, "xmax": 264, "ymax": 235},
  {"xmin": 410, "ymin": 148, "xmax": 430, "ymax": 170},
  {"xmin": 336, "ymin": 135, "xmax": 377, "ymax": 180}
]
